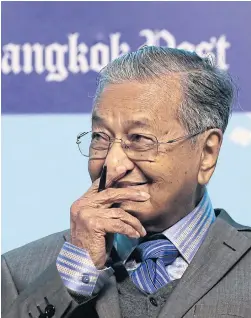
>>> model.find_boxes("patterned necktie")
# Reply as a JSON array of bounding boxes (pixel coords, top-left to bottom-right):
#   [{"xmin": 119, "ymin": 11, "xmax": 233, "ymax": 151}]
[{"xmin": 130, "ymin": 238, "xmax": 179, "ymax": 294}]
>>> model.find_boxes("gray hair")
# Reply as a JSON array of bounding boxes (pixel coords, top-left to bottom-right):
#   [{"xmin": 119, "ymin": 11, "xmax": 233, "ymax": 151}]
[{"xmin": 94, "ymin": 46, "xmax": 235, "ymax": 136}]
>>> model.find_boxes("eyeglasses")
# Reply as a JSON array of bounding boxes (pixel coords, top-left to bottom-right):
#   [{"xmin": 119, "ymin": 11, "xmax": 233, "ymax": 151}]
[{"xmin": 76, "ymin": 129, "xmax": 210, "ymax": 161}]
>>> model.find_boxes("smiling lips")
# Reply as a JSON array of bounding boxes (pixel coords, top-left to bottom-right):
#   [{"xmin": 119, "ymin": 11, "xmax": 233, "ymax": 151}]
[{"xmin": 115, "ymin": 181, "xmax": 148, "ymax": 188}]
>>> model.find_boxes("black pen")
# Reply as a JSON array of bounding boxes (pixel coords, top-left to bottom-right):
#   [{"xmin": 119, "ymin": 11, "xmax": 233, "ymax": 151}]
[{"xmin": 98, "ymin": 165, "xmax": 107, "ymax": 192}]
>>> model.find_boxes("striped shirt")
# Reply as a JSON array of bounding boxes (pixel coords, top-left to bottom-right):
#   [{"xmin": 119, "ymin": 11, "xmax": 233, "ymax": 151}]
[{"xmin": 56, "ymin": 190, "xmax": 215, "ymax": 296}]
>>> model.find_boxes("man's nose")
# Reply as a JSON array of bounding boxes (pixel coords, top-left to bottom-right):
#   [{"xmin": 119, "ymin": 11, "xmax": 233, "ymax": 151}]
[{"xmin": 104, "ymin": 140, "xmax": 135, "ymax": 174}]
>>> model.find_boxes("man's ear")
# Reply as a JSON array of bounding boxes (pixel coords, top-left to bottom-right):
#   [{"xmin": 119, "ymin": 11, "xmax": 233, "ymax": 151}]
[{"xmin": 198, "ymin": 129, "xmax": 223, "ymax": 186}]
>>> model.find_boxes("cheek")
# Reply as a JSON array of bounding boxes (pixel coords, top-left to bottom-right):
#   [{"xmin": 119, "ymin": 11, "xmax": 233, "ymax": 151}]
[
  {"xmin": 88, "ymin": 159, "xmax": 105, "ymax": 182},
  {"xmin": 145, "ymin": 157, "xmax": 175, "ymax": 183},
  {"xmin": 145, "ymin": 155, "xmax": 191, "ymax": 195}
]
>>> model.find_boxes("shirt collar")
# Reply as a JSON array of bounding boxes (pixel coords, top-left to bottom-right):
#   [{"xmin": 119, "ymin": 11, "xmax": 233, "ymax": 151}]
[{"xmin": 114, "ymin": 189, "xmax": 215, "ymax": 264}]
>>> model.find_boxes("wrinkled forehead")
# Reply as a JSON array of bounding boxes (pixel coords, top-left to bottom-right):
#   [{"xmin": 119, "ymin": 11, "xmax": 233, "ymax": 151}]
[{"xmin": 92, "ymin": 76, "xmax": 182, "ymax": 129}]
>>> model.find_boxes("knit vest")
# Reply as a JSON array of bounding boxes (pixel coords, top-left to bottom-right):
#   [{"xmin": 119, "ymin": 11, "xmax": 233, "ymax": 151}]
[{"xmin": 117, "ymin": 275, "xmax": 179, "ymax": 318}]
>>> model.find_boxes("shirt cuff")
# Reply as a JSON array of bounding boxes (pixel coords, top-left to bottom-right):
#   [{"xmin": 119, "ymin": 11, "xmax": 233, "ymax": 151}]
[{"xmin": 56, "ymin": 241, "xmax": 114, "ymax": 296}]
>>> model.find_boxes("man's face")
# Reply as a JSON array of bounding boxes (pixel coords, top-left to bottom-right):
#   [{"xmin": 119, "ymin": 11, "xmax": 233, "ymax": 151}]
[{"xmin": 89, "ymin": 76, "xmax": 203, "ymax": 232}]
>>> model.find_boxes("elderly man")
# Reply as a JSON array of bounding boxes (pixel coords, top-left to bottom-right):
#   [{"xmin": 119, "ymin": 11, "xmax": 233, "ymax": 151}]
[{"xmin": 2, "ymin": 47, "xmax": 251, "ymax": 318}]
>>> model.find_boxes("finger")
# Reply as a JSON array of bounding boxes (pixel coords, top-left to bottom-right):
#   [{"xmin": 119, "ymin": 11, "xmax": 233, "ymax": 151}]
[
  {"xmin": 96, "ymin": 188, "xmax": 150, "ymax": 206},
  {"xmin": 72, "ymin": 188, "xmax": 150, "ymax": 214},
  {"xmin": 101, "ymin": 208, "xmax": 146, "ymax": 236},
  {"xmin": 96, "ymin": 218, "xmax": 142, "ymax": 238}
]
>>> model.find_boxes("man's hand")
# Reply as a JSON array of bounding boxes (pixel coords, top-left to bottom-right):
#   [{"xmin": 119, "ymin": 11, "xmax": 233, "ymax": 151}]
[{"xmin": 70, "ymin": 166, "xmax": 149, "ymax": 269}]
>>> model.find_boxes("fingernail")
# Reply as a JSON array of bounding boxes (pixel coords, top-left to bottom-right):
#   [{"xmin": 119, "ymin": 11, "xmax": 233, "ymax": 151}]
[
  {"xmin": 142, "ymin": 226, "xmax": 147, "ymax": 236},
  {"xmin": 139, "ymin": 191, "xmax": 150, "ymax": 199},
  {"xmin": 134, "ymin": 232, "xmax": 141, "ymax": 238}
]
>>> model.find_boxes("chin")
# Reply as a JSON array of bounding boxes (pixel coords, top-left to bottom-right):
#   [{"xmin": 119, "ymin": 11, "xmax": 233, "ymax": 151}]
[
  {"xmin": 119, "ymin": 201, "xmax": 147, "ymax": 214},
  {"xmin": 119, "ymin": 201, "xmax": 157, "ymax": 225},
  {"xmin": 120, "ymin": 201, "xmax": 174, "ymax": 233}
]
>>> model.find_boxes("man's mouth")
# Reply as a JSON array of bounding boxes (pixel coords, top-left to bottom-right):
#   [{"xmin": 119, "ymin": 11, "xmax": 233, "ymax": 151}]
[{"xmin": 115, "ymin": 181, "xmax": 148, "ymax": 188}]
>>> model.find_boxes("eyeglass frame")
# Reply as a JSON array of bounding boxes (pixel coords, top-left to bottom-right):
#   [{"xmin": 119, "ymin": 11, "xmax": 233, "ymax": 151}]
[{"xmin": 76, "ymin": 128, "xmax": 213, "ymax": 158}]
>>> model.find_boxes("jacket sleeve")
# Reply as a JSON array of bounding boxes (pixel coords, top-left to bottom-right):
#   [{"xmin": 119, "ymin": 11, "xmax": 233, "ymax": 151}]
[
  {"xmin": 1, "ymin": 257, "xmax": 97, "ymax": 318},
  {"xmin": 1, "ymin": 255, "xmax": 19, "ymax": 314}
]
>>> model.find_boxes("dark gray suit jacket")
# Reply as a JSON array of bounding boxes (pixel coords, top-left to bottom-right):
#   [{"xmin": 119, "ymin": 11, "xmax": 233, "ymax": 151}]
[{"xmin": 2, "ymin": 209, "xmax": 251, "ymax": 318}]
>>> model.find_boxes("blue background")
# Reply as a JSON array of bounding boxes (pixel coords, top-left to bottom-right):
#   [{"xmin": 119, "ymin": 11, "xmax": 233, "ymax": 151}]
[{"xmin": 2, "ymin": 2, "xmax": 251, "ymax": 253}]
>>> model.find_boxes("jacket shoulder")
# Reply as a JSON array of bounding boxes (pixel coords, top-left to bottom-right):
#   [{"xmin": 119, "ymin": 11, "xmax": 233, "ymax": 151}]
[
  {"xmin": 2, "ymin": 229, "xmax": 70, "ymax": 292},
  {"xmin": 215, "ymin": 208, "xmax": 251, "ymax": 232}
]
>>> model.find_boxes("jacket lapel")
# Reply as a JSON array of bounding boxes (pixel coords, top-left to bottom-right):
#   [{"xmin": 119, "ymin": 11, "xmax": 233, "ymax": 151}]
[{"xmin": 158, "ymin": 211, "xmax": 251, "ymax": 318}]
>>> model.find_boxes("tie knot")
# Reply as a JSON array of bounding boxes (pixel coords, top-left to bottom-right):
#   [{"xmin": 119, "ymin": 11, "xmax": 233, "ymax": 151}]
[{"xmin": 136, "ymin": 239, "xmax": 179, "ymax": 265}]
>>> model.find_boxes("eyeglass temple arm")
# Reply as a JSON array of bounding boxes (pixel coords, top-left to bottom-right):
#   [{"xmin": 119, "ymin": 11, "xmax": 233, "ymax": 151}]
[
  {"xmin": 76, "ymin": 132, "xmax": 90, "ymax": 144},
  {"xmin": 159, "ymin": 131, "xmax": 204, "ymax": 145}
]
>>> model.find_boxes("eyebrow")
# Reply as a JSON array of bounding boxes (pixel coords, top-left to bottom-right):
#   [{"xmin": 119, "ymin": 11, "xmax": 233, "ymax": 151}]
[{"xmin": 92, "ymin": 113, "xmax": 152, "ymax": 129}]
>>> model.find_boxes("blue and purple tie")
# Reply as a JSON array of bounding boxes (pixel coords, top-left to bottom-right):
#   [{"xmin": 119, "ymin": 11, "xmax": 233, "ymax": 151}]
[{"xmin": 130, "ymin": 239, "xmax": 179, "ymax": 294}]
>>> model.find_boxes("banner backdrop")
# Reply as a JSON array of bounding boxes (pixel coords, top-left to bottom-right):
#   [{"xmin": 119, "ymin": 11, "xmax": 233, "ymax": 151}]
[{"xmin": 2, "ymin": 2, "xmax": 251, "ymax": 253}]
